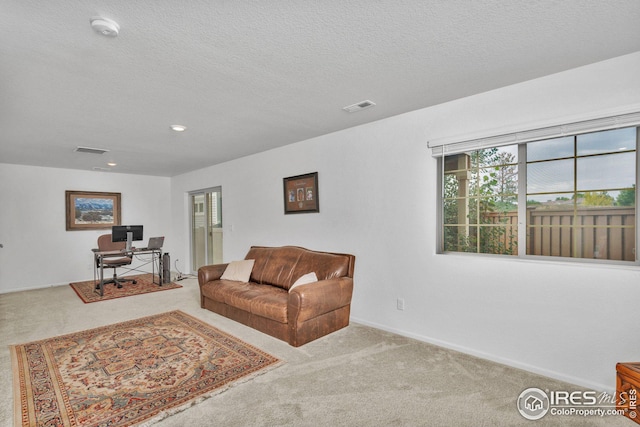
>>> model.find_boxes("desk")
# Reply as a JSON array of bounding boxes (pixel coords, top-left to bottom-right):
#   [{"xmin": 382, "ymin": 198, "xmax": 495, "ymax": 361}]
[{"xmin": 92, "ymin": 248, "xmax": 163, "ymax": 296}]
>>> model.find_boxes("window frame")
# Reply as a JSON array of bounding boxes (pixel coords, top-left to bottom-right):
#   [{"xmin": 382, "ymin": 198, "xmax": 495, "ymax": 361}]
[{"xmin": 437, "ymin": 127, "xmax": 640, "ymax": 266}]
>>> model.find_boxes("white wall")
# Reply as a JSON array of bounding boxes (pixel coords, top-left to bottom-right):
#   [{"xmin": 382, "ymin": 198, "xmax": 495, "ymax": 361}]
[
  {"xmin": 171, "ymin": 51, "xmax": 640, "ymax": 392},
  {"xmin": 0, "ymin": 164, "xmax": 171, "ymax": 292}
]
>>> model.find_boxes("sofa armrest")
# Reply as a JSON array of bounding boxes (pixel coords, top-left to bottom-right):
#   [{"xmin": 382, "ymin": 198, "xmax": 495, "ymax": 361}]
[
  {"xmin": 198, "ymin": 264, "xmax": 228, "ymax": 286},
  {"xmin": 288, "ymin": 277, "xmax": 353, "ymax": 324}
]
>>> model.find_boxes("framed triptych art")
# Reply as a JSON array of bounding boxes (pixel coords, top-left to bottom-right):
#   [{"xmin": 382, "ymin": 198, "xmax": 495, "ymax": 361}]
[{"xmin": 283, "ymin": 172, "xmax": 319, "ymax": 214}]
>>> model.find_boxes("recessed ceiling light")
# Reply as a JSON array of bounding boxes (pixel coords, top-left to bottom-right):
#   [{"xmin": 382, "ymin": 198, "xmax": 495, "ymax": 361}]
[
  {"xmin": 170, "ymin": 124, "xmax": 187, "ymax": 132},
  {"xmin": 107, "ymin": 162, "xmax": 117, "ymax": 167}
]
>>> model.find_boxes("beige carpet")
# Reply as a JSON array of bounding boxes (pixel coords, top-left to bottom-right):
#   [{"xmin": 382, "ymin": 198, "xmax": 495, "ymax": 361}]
[{"xmin": 0, "ymin": 278, "xmax": 631, "ymax": 426}]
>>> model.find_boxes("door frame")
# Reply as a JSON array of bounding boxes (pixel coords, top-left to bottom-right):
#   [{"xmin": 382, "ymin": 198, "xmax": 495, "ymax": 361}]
[{"xmin": 188, "ymin": 186, "xmax": 222, "ymax": 274}]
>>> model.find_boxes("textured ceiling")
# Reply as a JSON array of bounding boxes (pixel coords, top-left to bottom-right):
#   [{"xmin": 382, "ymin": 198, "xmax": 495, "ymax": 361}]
[{"xmin": 2, "ymin": 1, "xmax": 640, "ymax": 176}]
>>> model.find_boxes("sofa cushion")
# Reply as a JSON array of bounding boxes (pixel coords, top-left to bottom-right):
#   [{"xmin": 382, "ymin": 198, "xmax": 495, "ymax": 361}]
[
  {"xmin": 246, "ymin": 246, "xmax": 351, "ymax": 290},
  {"xmin": 201, "ymin": 280, "xmax": 288, "ymax": 323},
  {"xmin": 220, "ymin": 259, "xmax": 255, "ymax": 282}
]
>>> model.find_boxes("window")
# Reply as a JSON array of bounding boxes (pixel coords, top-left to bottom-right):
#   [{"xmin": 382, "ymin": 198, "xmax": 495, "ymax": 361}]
[
  {"xmin": 443, "ymin": 145, "xmax": 518, "ymax": 255},
  {"xmin": 440, "ymin": 127, "xmax": 638, "ymax": 263}
]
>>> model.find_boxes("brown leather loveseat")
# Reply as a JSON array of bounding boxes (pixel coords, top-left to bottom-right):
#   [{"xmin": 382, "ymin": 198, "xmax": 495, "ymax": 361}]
[{"xmin": 198, "ymin": 246, "xmax": 355, "ymax": 347}]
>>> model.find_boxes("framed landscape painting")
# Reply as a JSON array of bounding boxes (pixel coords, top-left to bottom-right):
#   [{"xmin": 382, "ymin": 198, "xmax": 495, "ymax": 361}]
[
  {"xmin": 65, "ymin": 191, "xmax": 121, "ymax": 231},
  {"xmin": 283, "ymin": 172, "xmax": 319, "ymax": 214}
]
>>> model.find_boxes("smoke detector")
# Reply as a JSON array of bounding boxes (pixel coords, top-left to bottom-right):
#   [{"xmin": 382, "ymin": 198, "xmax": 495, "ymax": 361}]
[{"xmin": 90, "ymin": 17, "xmax": 120, "ymax": 37}]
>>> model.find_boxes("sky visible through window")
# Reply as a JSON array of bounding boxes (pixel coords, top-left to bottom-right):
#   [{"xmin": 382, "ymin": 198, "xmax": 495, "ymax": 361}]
[{"xmin": 526, "ymin": 128, "xmax": 636, "ymax": 203}]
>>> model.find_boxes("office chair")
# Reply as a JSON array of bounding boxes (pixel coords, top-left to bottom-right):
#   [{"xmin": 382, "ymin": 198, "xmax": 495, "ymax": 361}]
[{"xmin": 96, "ymin": 234, "xmax": 137, "ymax": 289}]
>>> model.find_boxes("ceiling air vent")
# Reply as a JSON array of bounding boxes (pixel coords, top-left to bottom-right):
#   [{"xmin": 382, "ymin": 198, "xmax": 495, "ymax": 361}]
[
  {"xmin": 75, "ymin": 146, "xmax": 109, "ymax": 155},
  {"xmin": 343, "ymin": 100, "xmax": 376, "ymax": 113}
]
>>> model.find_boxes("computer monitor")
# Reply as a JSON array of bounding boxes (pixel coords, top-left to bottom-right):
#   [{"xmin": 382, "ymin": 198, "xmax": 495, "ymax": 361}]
[{"xmin": 112, "ymin": 225, "xmax": 143, "ymax": 251}]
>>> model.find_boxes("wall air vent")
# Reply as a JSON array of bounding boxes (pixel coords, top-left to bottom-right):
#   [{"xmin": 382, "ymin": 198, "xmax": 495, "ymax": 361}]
[
  {"xmin": 92, "ymin": 167, "xmax": 112, "ymax": 172},
  {"xmin": 343, "ymin": 100, "xmax": 376, "ymax": 113},
  {"xmin": 75, "ymin": 146, "xmax": 109, "ymax": 155}
]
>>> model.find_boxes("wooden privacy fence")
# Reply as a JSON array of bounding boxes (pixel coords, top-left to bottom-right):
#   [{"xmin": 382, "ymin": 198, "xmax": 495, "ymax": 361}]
[{"xmin": 483, "ymin": 206, "xmax": 635, "ymax": 261}]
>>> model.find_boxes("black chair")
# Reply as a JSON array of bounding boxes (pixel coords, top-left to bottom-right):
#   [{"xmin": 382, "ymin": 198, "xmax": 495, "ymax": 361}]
[{"xmin": 96, "ymin": 234, "xmax": 137, "ymax": 289}]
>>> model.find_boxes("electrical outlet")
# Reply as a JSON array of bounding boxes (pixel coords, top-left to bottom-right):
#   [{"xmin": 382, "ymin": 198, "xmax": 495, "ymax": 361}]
[{"xmin": 397, "ymin": 298, "xmax": 405, "ymax": 311}]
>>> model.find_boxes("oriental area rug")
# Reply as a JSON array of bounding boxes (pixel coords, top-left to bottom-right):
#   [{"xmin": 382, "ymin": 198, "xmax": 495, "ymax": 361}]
[
  {"xmin": 10, "ymin": 310, "xmax": 282, "ymax": 427},
  {"xmin": 70, "ymin": 274, "xmax": 182, "ymax": 303}
]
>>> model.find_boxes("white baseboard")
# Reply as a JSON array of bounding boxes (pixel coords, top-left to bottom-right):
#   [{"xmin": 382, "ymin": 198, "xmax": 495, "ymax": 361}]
[
  {"xmin": 0, "ymin": 271, "xmax": 179, "ymax": 295},
  {"xmin": 0, "ymin": 281, "xmax": 69, "ymax": 294}
]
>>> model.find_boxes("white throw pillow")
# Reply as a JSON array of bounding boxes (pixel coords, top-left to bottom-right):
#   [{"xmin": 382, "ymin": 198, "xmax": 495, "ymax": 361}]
[
  {"xmin": 220, "ymin": 259, "xmax": 255, "ymax": 282},
  {"xmin": 289, "ymin": 272, "xmax": 318, "ymax": 292}
]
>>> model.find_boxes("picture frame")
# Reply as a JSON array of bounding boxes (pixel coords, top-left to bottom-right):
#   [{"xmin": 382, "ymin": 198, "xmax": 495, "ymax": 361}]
[
  {"xmin": 65, "ymin": 190, "xmax": 121, "ymax": 231},
  {"xmin": 283, "ymin": 172, "xmax": 319, "ymax": 214}
]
